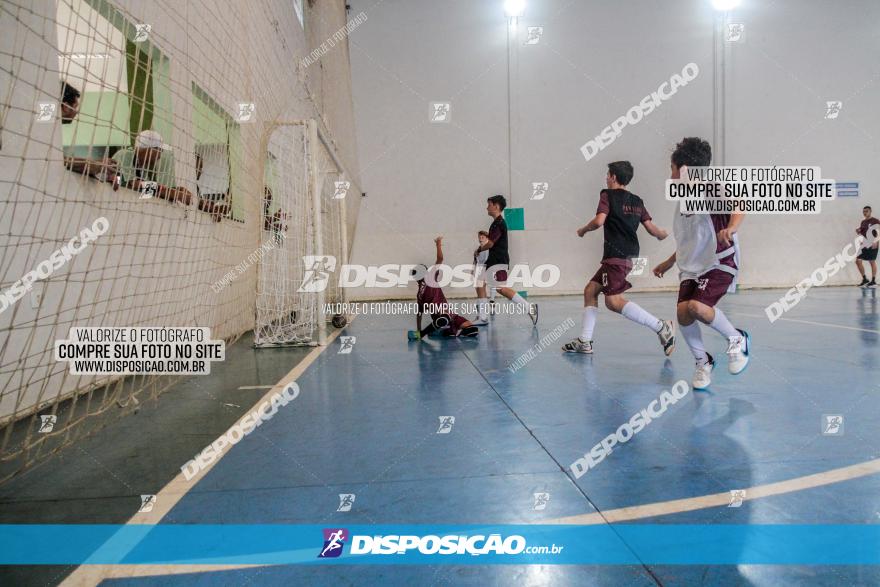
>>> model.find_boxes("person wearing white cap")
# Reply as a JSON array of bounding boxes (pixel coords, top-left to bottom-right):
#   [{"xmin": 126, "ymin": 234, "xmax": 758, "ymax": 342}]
[{"xmin": 112, "ymin": 129, "xmax": 192, "ymax": 205}]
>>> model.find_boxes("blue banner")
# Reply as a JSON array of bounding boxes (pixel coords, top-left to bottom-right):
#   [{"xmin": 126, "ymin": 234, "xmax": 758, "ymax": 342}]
[{"xmin": 1, "ymin": 524, "xmax": 879, "ymax": 565}]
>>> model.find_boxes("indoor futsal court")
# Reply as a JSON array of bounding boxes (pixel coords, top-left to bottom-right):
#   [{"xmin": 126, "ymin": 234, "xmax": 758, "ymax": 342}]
[{"xmin": 1, "ymin": 0, "xmax": 879, "ymax": 586}]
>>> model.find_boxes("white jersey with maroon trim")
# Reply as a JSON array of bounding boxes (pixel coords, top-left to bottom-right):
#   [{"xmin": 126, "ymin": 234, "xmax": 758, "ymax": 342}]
[{"xmin": 673, "ymin": 211, "xmax": 739, "ymax": 282}]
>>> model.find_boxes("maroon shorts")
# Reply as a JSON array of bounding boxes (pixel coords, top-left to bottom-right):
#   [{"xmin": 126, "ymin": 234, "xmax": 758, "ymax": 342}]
[
  {"xmin": 450, "ymin": 313, "xmax": 469, "ymax": 333},
  {"xmin": 433, "ymin": 313, "xmax": 469, "ymax": 333},
  {"xmin": 488, "ymin": 268, "xmax": 508, "ymax": 287},
  {"xmin": 677, "ymin": 269, "xmax": 734, "ymax": 308},
  {"xmin": 589, "ymin": 262, "xmax": 632, "ymax": 296}
]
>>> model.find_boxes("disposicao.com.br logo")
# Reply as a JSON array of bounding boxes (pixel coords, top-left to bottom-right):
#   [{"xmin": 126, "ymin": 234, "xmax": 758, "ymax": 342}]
[
  {"xmin": 298, "ymin": 256, "xmax": 559, "ymax": 292},
  {"xmin": 317, "ymin": 529, "xmax": 563, "ymax": 558}
]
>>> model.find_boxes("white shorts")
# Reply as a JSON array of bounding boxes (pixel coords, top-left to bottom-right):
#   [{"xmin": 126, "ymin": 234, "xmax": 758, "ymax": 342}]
[{"xmin": 475, "ymin": 264, "xmax": 487, "ymax": 288}]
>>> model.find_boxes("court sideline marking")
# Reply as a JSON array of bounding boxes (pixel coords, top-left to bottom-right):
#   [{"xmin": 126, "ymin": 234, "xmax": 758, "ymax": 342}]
[{"xmin": 61, "ymin": 321, "xmax": 353, "ymax": 587}]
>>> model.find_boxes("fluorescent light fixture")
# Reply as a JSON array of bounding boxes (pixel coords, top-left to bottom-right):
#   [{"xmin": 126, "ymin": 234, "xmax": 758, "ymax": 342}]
[
  {"xmin": 712, "ymin": 0, "xmax": 741, "ymax": 10},
  {"xmin": 504, "ymin": 0, "xmax": 525, "ymax": 17}
]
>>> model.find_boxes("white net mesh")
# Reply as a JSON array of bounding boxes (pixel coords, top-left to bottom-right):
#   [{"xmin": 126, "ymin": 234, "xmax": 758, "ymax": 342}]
[
  {"xmin": 254, "ymin": 122, "xmax": 349, "ymax": 347},
  {"xmin": 0, "ymin": 0, "xmax": 359, "ymax": 482}
]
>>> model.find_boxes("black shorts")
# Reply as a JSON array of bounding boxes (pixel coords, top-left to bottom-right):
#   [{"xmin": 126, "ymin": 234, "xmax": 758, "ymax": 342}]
[{"xmin": 858, "ymin": 247, "xmax": 878, "ymax": 261}]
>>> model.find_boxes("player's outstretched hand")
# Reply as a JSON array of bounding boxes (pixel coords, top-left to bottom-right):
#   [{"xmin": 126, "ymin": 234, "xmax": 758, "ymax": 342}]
[
  {"xmin": 576, "ymin": 227, "xmax": 586, "ymax": 238},
  {"xmin": 434, "ymin": 236, "xmax": 443, "ymax": 245},
  {"xmin": 653, "ymin": 258, "xmax": 674, "ymax": 278}
]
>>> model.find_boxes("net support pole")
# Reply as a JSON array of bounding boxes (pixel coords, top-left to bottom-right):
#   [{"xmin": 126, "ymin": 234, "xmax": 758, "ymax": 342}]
[{"xmin": 308, "ymin": 119, "xmax": 327, "ymax": 345}]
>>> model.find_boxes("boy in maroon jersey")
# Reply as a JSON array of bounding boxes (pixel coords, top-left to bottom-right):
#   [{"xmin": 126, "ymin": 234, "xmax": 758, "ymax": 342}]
[
  {"xmin": 652, "ymin": 137, "xmax": 749, "ymax": 390},
  {"xmin": 562, "ymin": 161, "xmax": 674, "ymax": 355},
  {"xmin": 413, "ymin": 237, "xmax": 479, "ymax": 339},
  {"xmin": 855, "ymin": 206, "xmax": 880, "ymax": 287}
]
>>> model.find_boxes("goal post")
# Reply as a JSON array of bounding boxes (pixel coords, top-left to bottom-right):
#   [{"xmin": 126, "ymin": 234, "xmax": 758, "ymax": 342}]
[{"xmin": 254, "ymin": 120, "xmax": 352, "ymax": 348}]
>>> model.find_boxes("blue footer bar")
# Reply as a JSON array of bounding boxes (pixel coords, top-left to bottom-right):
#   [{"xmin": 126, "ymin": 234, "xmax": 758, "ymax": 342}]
[{"xmin": 1, "ymin": 524, "xmax": 879, "ymax": 565}]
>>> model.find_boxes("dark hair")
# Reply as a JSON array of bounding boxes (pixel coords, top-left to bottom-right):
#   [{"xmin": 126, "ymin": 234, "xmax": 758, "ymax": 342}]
[
  {"xmin": 671, "ymin": 137, "xmax": 712, "ymax": 168},
  {"xmin": 61, "ymin": 81, "xmax": 81, "ymax": 105},
  {"xmin": 607, "ymin": 161, "xmax": 634, "ymax": 186},
  {"xmin": 487, "ymin": 194, "xmax": 506, "ymax": 211},
  {"xmin": 478, "ymin": 230, "xmax": 489, "ymax": 237},
  {"xmin": 864, "ymin": 206, "xmax": 872, "ymax": 211}
]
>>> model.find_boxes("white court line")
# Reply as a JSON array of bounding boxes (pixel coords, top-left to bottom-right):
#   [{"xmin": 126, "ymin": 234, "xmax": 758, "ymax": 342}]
[
  {"xmin": 61, "ymin": 321, "xmax": 353, "ymax": 587},
  {"xmin": 237, "ymin": 385, "xmax": 275, "ymax": 390},
  {"xmin": 738, "ymin": 312, "xmax": 880, "ymax": 334},
  {"xmin": 549, "ymin": 457, "xmax": 880, "ymax": 525},
  {"xmin": 64, "ymin": 457, "xmax": 880, "ymax": 581}
]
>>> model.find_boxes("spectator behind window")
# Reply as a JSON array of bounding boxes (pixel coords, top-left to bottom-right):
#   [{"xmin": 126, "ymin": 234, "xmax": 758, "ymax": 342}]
[
  {"xmin": 194, "ymin": 152, "xmax": 230, "ymax": 222},
  {"xmin": 112, "ymin": 130, "xmax": 192, "ymax": 205},
  {"xmin": 61, "ymin": 81, "xmax": 119, "ymax": 189}
]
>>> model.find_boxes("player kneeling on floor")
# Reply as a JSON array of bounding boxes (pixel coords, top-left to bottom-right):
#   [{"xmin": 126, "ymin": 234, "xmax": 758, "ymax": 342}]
[{"xmin": 411, "ymin": 236, "xmax": 478, "ymax": 340}]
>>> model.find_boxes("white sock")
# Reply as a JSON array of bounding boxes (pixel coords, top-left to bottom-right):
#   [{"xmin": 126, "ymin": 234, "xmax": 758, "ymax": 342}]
[
  {"xmin": 489, "ymin": 288, "xmax": 497, "ymax": 301},
  {"xmin": 708, "ymin": 308, "xmax": 739, "ymax": 339},
  {"xmin": 681, "ymin": 322, "xmax": 709, "ymax": 364},
  {"xmin": 581, "ymin": 306, "xmax": 598, "ymax": 341},
  {"xmin": 511, "ymin": 293, "xmax": 530, "ymax": 309},
  {"xmin": 621, "ymin": 302, "xmax": 662, "ymax": 333},
  {"xmin": 477, "ymin": 298, "xmax": 488, "ymax": 321}
]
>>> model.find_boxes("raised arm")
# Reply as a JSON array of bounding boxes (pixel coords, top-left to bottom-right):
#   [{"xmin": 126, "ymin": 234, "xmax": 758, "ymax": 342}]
[{"xmin": 434, "ymin": 236, "xmax": 444, "ymax": 265}]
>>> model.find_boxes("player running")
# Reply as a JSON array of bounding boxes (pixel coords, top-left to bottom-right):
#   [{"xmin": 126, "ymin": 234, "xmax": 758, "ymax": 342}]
[
  {"xmin": 413, "ymin": 236, "xmax": 479, "ymax": 339},
  {"xmin": 652, "ymin": 137, "xmax": 750, "ymax": 390},
  {"xmin": 562, "ymin": 161, "xmax": 674, "ymax": 355},
  {"xmin": 474, "ymin": 195, "xmax": 538, "ymax": 325}
]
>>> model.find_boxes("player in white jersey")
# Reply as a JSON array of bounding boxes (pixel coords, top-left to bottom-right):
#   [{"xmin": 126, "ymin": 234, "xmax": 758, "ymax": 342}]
[{"xmin": 652, "ymin": 137, "xmax": 750, "ymax": 390}]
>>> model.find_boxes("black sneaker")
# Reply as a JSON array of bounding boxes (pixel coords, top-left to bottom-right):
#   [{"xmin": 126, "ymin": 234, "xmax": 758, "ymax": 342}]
[
  {"xmin": 870, "ymin": 279, "xmax": 877, "ymax": 288},
  {"xmin": 859, "ymin": 277, "xmax": 869, "ymax": 287}
]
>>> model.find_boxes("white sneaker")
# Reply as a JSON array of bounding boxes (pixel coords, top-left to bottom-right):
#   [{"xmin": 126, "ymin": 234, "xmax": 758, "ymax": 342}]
[
  {"xmin": 656, "ymin": 319, "xmax": 675, "ymax": 356},
  {"xmin": 693, "ymin": 354, "xmax": 715, "ymax": 390},
  {"xmin": 727, "ymin": 329, "xmax": 750, "ymax": 375},
  {"xmin": 472, "ymin": 318, "xmax": 489, "ymax": 326},
  {"xmin": 562, "ymin": 338, "xmax": 593, "ymax": 354}
]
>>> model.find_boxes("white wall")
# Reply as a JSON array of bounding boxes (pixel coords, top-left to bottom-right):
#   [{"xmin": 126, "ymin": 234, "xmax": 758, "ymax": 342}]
[{"xmin": 347, "ymin": 0, "xmax": 880, "ymax": 300}]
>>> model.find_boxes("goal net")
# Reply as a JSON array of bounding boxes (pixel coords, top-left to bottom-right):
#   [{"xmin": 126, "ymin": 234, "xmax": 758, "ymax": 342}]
[
  {"xmin": 0, "ymin": 0, "xmax": 359, "ymax": 483},
  {"xmin": 255, "ymin": 122, "xmax": 350, "ymax": 347}
]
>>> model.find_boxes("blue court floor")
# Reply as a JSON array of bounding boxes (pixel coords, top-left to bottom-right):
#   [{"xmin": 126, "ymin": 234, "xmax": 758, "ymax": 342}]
[{"xmin": 69, "ymin": 288, "xmax": 880, "ymax": 585}]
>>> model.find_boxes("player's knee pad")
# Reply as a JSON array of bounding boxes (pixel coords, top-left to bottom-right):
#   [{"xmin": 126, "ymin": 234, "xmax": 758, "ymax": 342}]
[{"xmin": 433, "ymin": 314, "xmax": 450, "ymax": 329}]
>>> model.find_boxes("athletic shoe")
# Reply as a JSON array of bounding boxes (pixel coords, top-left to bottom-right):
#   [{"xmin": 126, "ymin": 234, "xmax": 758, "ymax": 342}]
[
  {"xmin": 859, "ymin": 277, "xmax": 869, "ymax": 287},
  {"xmin": 529, "ymin": 303, "xmax": 539, "ymax": 326},
  {"xmin": 727, "ymin": 329, "xmax": 750, "ymax": 375},
  {"xmin": 693, "ymin": 353, "xmax": 715, "ymax": 390},
  {"xmin": 472, "ymin": 318, "xmax": 489, "ymax": 326},
  {"xmin": 870, "ymin": 279, "xmax": 878, "ymax": 288},
  {"xmin": 656, "ymin": 319, "xmax": 675, "ymax": 356},
  {"xmin": 458, "ymin": 325, "xmax": 479, "ymax": 337},
  {"xmin": 562, "ymin": 338, "xmax": 593, "ymax": 354}
]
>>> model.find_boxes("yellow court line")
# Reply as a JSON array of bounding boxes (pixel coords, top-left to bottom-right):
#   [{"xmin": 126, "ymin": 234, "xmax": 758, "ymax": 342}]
[{"xmin": 61, "ymin": 322, "xmax": 352, "ymax": 587}]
